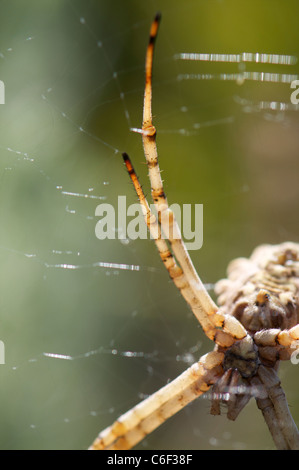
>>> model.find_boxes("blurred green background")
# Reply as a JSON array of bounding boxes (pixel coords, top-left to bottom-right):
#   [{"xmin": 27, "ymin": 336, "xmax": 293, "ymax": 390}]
[{"xmin": 0, "ymin": 0, "xmax": 299, "ymax": 450}]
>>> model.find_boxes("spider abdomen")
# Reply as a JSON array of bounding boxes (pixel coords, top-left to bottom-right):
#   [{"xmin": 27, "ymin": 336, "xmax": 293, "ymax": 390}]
[{"xmin": 215, "ymin": 242, "xmax": 299, "ymax": 334}]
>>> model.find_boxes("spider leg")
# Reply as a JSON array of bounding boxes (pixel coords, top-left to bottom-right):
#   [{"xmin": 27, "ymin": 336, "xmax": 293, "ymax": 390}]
[
  {"xmin": 142, "ymin": 14, "xmax": 219, "ymax": 332},
  {"xmin": 254, "ymin": 325, "xmax": 299, "ymax": 363},
  {"xmin": 250, "ymin": 374, "xmax": 289, "ymax": 450},
  {"xmin": 249, "ymin": 329, "xmax": 299, "ymax": 448},
  {"xmin": 123, "ymin": 152, "xmax": 247, "ymax": 347},
  {"xmin": 254, "ymin": 324, "xmax": 299, "ymax": 348},
  {"xmin": 89, "ymin": 351, "xmax": 224, "ymax": 450},
  {"xmin": 226, "ymin": 370, "xmax": 252, "ymax": 420},
  {"xmin": 257, "ymin": 365, "xmax": 299, "ymax": 450},
  {"xmin": 122, "ymin": 154, "xmax": 184, "ymax": 283},
  {"xmin": 130, "ymin": 13, "xmax": 249, "ymax": 347},
  {"xmin": 210, "ymin": 369, "xmax": 232, "ymax": 416},
  {"xmin": 123, "ymin": 152, "xmax": 215, "ymax": 335},
  {"xmin": 210, "ymin": 368, "xmax": 252, "ymax": 420}
]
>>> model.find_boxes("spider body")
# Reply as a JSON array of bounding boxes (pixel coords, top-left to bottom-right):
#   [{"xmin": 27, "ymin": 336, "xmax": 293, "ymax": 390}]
[
  {"xmin": 216, "ymin": 242, "xmax": 299, "ymax": 370},
  {"xmin": 90, "ymin": 15, "xmax": 299, "ymax": 450},
  {"xmin": 222, "ymin": 336, "xmax": 259, "ymax": 378},
  {"xmin": 210, "ymin": 243, "xmax": 299, "ymax": 421},
  {"xmin": 216, "ymin": 242, "xmax": 299, "ymax": 337}
]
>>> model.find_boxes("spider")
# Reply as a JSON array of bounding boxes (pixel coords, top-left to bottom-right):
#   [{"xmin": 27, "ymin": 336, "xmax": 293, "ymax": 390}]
[{"xmin": 89, "ymin": 13, "xmax": 299, "ymax": 450}]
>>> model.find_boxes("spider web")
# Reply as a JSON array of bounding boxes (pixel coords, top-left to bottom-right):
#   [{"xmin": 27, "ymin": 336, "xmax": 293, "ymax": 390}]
[{"xmin": 1, "ymin": 0, "xmax": 299, "ymax": 450}]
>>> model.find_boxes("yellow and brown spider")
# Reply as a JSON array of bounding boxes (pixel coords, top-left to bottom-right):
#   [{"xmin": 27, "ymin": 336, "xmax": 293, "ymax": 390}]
[{"xmin": 89, "ymin": 13, "xmax": 299, "ymax": 450}]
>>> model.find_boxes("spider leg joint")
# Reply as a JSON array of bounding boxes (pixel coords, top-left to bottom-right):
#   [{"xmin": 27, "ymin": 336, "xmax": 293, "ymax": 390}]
[{"xmin": 142, "ymin": 124, "xmax": 156, "ymax": 137}]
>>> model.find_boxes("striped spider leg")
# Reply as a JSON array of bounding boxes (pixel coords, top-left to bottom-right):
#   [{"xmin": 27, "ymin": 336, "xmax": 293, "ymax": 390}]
[
  {"xmin": 136, "ymin": 12, "xmax": 245, "ymax": 348},
  {"xmin": 89, "ymin": 14, "xmax": 299, "ymax": 450}
]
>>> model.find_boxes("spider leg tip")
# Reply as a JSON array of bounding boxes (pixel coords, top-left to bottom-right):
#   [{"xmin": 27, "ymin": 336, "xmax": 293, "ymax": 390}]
[{"xmin": 155, "ymin": 12, "xmax": 162, "ymax": 22}]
